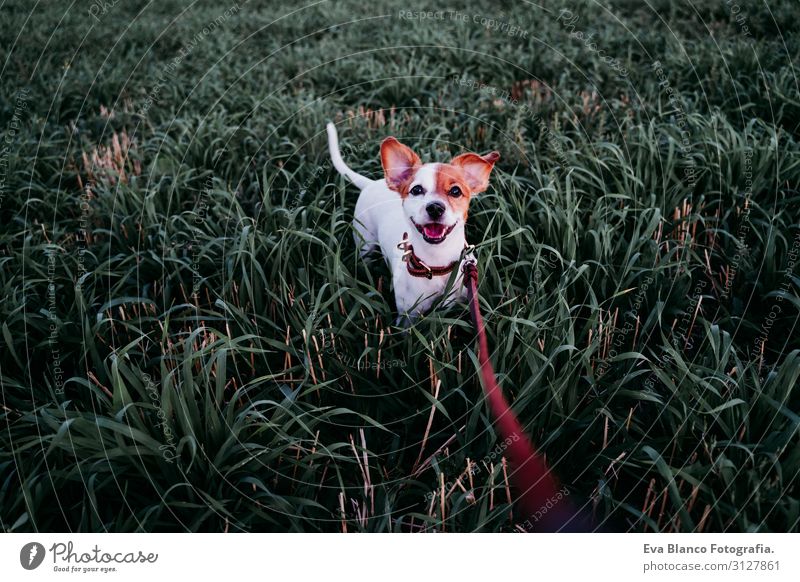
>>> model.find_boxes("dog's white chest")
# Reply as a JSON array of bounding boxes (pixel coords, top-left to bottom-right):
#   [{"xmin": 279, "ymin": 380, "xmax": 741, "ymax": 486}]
[{"xmin": 391, "ymin": 261, "xmax": 465, "ymax": 314}]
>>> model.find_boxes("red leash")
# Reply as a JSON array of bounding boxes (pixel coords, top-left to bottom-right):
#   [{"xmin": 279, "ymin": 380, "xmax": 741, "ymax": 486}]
[{"xmin": 462, "ymin": 262, "xmax": 588, "ymax": 532}]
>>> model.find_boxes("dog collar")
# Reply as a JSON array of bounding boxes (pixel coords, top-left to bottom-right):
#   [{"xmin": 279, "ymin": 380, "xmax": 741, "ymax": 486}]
[{"xmin": 396, "ymin": 232, "xmax": 472, "ymax": 280}]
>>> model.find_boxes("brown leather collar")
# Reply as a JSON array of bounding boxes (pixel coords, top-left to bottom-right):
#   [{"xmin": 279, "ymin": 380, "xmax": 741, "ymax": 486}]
[{"xmin": 397, "ymin": 232, "xmax": 462, "ymax": 280}]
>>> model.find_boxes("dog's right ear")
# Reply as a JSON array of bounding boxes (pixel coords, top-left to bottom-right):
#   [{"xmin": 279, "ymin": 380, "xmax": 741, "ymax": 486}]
[{"xmin": 381, "ymin": 137, "xmax": 421, "ymax": 193}]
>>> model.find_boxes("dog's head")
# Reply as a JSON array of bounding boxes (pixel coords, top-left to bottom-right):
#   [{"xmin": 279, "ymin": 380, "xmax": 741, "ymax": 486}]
[{"xmin": 380, "ymin": 137, "xmax": 499, "ymax": 244}]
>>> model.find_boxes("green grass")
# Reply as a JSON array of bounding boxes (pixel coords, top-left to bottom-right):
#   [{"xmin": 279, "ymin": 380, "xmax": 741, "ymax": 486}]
[{"xmin": 1, "ymin": 0, "xmax": 799, "ymax": 532}]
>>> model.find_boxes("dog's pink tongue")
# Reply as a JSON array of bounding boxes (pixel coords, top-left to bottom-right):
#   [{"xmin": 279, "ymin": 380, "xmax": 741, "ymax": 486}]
[{"xmin": 424, "ymin": 223, "xmax": 446, "ymax": 238}]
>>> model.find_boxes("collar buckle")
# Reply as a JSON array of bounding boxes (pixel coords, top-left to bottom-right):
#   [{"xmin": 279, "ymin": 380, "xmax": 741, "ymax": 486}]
[{"xmin": 397, "ymin": 232, "xmax": 413, "ymax": 262}]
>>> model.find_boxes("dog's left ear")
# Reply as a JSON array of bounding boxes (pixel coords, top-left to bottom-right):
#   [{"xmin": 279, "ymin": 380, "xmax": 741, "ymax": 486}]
[{"xmin": 451, "ymin": 151, "xmax": 500, "ymax": 194}]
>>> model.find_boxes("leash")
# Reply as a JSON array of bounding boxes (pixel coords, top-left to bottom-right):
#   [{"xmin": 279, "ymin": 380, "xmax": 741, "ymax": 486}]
[{"xmin": 461, "ymin": 258, "xmax": 588, "ymax": 532}]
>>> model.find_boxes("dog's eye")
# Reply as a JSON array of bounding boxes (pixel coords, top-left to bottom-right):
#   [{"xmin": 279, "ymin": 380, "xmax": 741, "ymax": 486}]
[
  {"xmin": 448, "ymin": 186, "xmax": 462, "ymax": 198},
  {"xmin": 410, "ymin": 185, "xmax": 425, "ymax": 196}
]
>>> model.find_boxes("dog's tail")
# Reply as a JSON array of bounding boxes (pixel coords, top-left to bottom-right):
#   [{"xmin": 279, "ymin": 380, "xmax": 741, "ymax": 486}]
[{"xmin": 326, "ymin": 122, "xmax": 372, "ymax": 190}]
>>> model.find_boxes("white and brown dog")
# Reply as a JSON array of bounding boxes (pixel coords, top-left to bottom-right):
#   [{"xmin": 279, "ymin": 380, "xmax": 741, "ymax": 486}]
[{"xmin": 326, "ymin": 123, "xmax": 499, "ymax": 323}]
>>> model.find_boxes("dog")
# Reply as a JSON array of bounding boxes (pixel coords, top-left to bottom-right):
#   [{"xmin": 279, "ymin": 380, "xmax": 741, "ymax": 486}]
[{"xmin": 326, "ymin": 122, "xmax": 499, "ymax": 323}]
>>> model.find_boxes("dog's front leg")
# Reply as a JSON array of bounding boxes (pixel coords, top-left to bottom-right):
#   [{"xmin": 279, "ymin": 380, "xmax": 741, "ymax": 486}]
[
  {"xmin": 394, "ymin": 311, "xmax": 417, "ymax": 329},
  {"xmin": 393, "ymin": 275, "xmax": 428, "ymax": 329},
  {"xmin": 395, "ymin": 292, "xmax": 438, "ymax": 330},
  {"xmin": 393, "ymin": 291, "xmax": 420, "ymax": 329}
]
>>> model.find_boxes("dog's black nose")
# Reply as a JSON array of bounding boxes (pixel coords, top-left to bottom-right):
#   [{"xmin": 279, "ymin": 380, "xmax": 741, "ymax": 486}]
[{"xmin": 426, "ymin": 202, "xmax": 445, "ymax": 220}]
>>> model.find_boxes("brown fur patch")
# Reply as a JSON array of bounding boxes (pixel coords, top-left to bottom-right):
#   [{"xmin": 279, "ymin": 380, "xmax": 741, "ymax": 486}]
[{"xmin": 435, "ymin": 164, "xmax": 473, "ymax": 219}]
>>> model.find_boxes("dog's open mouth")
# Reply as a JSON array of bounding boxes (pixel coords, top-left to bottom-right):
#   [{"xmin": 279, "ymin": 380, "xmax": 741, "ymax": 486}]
[{"xmin": 412, "ymin": 219, "xmax": 456, "ymax": 244}]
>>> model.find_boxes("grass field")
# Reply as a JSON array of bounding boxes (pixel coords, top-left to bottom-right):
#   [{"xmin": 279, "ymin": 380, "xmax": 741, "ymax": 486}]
[{"xmin": 1, "ymin": 0, "xmax": 799, "ymax": 533}]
